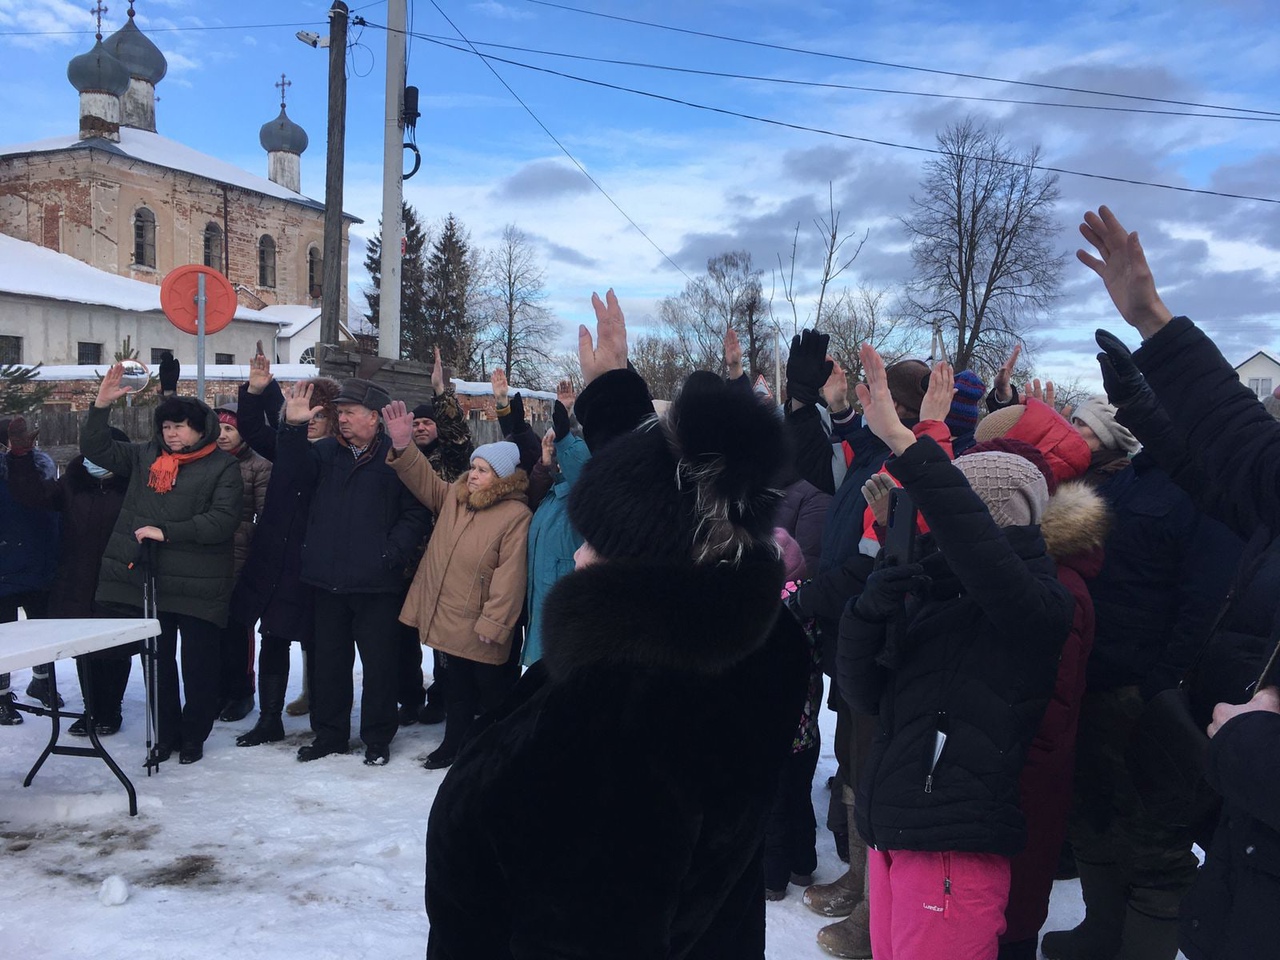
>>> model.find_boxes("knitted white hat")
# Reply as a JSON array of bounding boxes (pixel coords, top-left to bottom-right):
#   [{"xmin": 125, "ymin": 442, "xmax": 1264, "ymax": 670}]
[
  {"xmin": 1072, "ymin": 395, "xmax": 1140, "ymax": 454},
  {"xmin": 955, "ymin": 451, "xmax": 1050, "ymax": 528},
  {"xmin": 470, "ymin": 441, "xmax": 521, "ymax": 479}
]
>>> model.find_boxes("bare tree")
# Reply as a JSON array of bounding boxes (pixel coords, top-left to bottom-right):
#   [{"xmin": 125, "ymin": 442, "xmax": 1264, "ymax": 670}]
[
  {"xmin": 478, "ymin": 225, "xmax": 559, "ymax": 388},
  {"xmin": 902, "ymin": 117, "xmax": 1065, "ymax": 373},
  {"xmin": 774, "ymin": 185, "xmax": 867, "ymax": 335},
  {"xmin": 630, "ymin": 333, "xmax": 690, "ymax": 401},
  {"xmin": 818, "ymin": 284, "xmax": 921, "ymax": 385},
  {"xmin": 661, "ymin": 252, "xmax": 773, "ymax": 380}
]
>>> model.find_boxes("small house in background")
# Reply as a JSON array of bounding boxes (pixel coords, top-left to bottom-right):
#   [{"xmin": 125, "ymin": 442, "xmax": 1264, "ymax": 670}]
[{"xmin": 1234, "ymin": 350, "xmax": 1280, "ymax": 399}]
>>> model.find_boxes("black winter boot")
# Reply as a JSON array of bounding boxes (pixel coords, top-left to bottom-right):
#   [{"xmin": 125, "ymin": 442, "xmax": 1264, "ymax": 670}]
[
  {"xmin": 1041, "ymin": 860, "xmax": 1128, "ymax": 960},
  {"xmin": 237, "ymin": 674, "xmax": 288, "ymax": 747}
]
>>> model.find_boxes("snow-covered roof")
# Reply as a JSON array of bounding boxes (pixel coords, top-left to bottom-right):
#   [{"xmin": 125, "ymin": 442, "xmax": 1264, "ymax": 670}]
[
  {"xmin": 23, "ymin": 363, "xmax": 319, "ymax": 381},
  {"xmin": 0, "ymin": 234, "xmax": 280, "ymax": 325},
  {"xmin": 0, "ymin": 128, "xmax": 359, "ymax": 220},
  {"xmin": 452, "ymin": 378, "xmax": 555, "ymax": 401},
  {"xmin": 257, "ymin": 304, "xmax": 322, "ymax": 338}
]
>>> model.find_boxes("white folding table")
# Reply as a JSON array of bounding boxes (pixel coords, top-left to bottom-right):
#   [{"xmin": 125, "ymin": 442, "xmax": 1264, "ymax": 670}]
[{"xmin": 0, "ymin": 618, "xmax": 160, "ymax": 816}]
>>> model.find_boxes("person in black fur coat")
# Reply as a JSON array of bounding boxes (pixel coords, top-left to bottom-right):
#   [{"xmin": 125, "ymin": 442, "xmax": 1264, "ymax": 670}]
[{"xmin": 423, "ymin": 290, "xmax": 808, "ymax": 960}]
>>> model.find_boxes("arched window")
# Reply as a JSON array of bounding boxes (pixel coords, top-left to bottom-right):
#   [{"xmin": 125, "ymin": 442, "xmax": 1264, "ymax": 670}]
[
  {"xmin": 258, "ymin": 235, "xmax": 277, "ymax": 288},
  {"xmin": 133, "ymin": 207, "xmax": 156, "ymax": 268},
  {"xmin": 203, "ymin": 222, "xmax": 223, "ymax": 273},
  {"xmin": 307, "ymin": 246, "xmax": 322, "ymax": 300},
  {"xmin": 299, "ymin": 346, "xmax": 316, "ymax": 365}
]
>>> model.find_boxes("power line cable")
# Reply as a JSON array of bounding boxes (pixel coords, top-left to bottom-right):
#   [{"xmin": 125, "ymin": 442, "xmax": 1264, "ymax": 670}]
[
  {"xmin": 391, "ymin": 30, "xmax": 1280, "ymax": 205},
  {"xmin": 520, "ymin": 0, "xmax": 1280, "ymax": 119},
  {"xmin": 403, "ymin": 32, "xmax": 1277, "ymax": 124},
  {"xmin": 417, "ymin": 2, "xmax": 692, "ymax": 281},
  {"xmin": 0, "ymin": 21, "xmax": 324, "ymax": 37}
]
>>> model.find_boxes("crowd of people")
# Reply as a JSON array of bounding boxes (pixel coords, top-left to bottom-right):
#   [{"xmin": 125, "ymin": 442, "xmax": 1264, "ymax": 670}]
[{"xmin": 0, "ymin": 206, "xmax": 1276, "ymax": 960}]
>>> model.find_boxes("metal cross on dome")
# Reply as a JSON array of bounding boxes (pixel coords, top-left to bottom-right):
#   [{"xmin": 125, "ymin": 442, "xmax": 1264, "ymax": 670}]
[
  {"xmin": 276, "ymin": 73, "xmax": 292, "ymax": 109},
  {"xmin": 90, "ymin": 1, "xmax": 109, "ymax": 40}
]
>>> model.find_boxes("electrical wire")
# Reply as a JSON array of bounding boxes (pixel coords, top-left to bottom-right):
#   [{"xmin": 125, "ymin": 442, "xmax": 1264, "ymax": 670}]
[
  {"xmin": 520, "ymin": 0, "xmax": 1280, "ymax": 119},
  {"xmin": 397, "ymin": 33, "xmax": 1276, "ymax": 124},
  {"xmin": 421, "ymin": 1, "xmax": 692, "ymax": 281},
  {"xmin": 385, "ymin": 29, "xmax": 1280, "ymax": 205},
  {"xmin": 0, "ymin": 21, "xmax": 325, "ymax": 36}
]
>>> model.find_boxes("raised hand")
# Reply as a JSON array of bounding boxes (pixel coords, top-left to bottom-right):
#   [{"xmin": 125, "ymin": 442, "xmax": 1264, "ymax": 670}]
[
  {"xmin": 248, "ymin": 347, "xmax": 273, "ymax": 395},
  {"xmin": 96, "ymin": 362, "xmax": 133, "ymax": 408},
  {"xmin": 579, "ymin": 289, "xmax": 628, "ymax": 386},
  {"xmin": 1095, "ymin": 329, "xmax": 1147, "ymax": 407},
  {"xmin": 158, "ymin": 351, "xmax": 180, "ymax": 395},
  {"xmin": 724, "ymin": 327, "xmax": 744, "ymax": 380},
  {"xmin": 853, "ymin": 343, "xmax": 916, "ymax": 455},
  {"xmin": 1078, "ymin": 206, "xmax": 1173, "ymax": 339},
  {"xmin": 556, "ymin": 379, "xmax": 576, "ymax": 412},
  {"xmin": 490, "ymin": 367, "xmax": 509, "ymax": 408},
  {"xmin": 821, "ymin": 357, "xmax": 849, "ymax": 414},
  {"xmin": 381, "ymin": 400, "xmax": 414, "ymax": 451},
  {"xmin": 862, "ymin": 472, "xmax": 896, "ymax": 527},
  {"xmin": 1024, "ymin": 378, "xmax": 1054, "ymax": 406},
  {"xmin": 919, "ymin": 360, "xmax": 956, "ymax": 424},
  {"xmin": 283, "ymin": 381, "xmax": 323, "ymax": 426},
  {"xmin": 541, "ymin": 427, "xmax": 557, "ymax": 467},
  {"xmin": 785, "ymin": 329, "xmax": 833, "ymax": 408},
  {"xmin": 994, "ymin": 344, "xmax": 1021, "ymax": 403},
  {"xmin": 431, "ymin": 346, "xmax": 446, "ymax": 396}
]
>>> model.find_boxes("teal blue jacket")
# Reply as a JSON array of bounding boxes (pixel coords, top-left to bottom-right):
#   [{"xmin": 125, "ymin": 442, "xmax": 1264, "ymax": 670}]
[{"xmin": 522, "ymin": 433, "xmax": 590, "ymax": 666}]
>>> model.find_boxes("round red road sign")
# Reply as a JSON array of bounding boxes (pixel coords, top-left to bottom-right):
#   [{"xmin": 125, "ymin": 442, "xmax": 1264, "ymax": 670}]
[{"xmin": 160, "ymin": 265, "xmax": 238, "ymax": 335}]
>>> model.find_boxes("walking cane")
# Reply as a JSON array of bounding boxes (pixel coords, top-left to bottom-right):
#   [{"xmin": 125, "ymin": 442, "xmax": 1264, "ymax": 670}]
[{"xmin": 132, "ymin": 539, "xmax": 163, "ymax": 776}]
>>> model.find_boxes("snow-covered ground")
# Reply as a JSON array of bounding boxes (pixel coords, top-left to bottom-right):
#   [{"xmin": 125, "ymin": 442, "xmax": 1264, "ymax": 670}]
[{"xmin": 0, "ymin": 646, "xmax": 1101, "ymax": 959}]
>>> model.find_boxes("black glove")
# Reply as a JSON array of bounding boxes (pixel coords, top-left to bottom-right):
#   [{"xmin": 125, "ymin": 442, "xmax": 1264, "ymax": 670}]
[
  {"xmin": 508, "ymin": 391, "xmax": 526, "ymax": 423},
  {"xmin": 1095, "ymin": 329, "xmax": 1146, "ymax": 407},
  {"xmin": 854, "ymin": 561, "xmax": 924, "ymax": 622},
  {"xmin": 158, "ymin": 351, "xmax": 180, "ymax": 394},
  {"xmin": 552, "ymin": 400, "xmax": 571, "ymax": 442},
  {"xmin": 786, "ymin": 329, "xmax": 833, "ymax": 407}
]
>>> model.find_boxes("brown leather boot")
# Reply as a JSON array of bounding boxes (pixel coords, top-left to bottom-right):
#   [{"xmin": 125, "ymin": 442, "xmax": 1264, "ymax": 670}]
[
  {"xmin": 816, "ymin": 852, "xmax": 872, "ymax": 959},
  {"xmin": 804, "ymin": 800, "xmax": 866, "ymax": 918}
]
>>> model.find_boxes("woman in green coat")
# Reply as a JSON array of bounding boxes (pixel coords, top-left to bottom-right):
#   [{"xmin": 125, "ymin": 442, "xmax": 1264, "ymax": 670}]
[{"xmin": 81, "ymin": 363, "xmax": 243, "ymax": 765}]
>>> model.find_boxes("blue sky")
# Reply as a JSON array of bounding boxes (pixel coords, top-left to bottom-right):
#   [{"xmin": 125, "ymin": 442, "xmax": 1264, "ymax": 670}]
[{"xmin": 1, "ymin": 0, "xmax": 1278, "ymax": 389}]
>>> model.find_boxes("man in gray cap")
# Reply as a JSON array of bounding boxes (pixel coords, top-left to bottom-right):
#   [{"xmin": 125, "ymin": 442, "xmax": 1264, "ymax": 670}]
[{"xmin": 277, "ymin": 378, "xmax": 430, "ymax": 766}]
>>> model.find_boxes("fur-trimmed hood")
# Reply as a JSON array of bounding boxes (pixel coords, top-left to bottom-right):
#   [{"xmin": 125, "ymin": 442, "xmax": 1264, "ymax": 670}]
[
  {"xmin": 540, "ymin": 550, "xmax": 785, "ymax": 680},
  {"xmin": 454, "ymin": 468, "xmax": 528, "ymax": 511},
  {"xmin": 1040, "ymin": 480, "xmax": 1110, "ymax": 577}
]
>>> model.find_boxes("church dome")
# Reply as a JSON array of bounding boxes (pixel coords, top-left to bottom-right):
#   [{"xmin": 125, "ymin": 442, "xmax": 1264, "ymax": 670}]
[
  {"xmin": 103, "ymin": 16, "xmax": 167, "ymax": 84},
  {"xmin": 67, "ymin": 39, "xmax": 131, "ymax": 96},
  {"xmin": 259, "ymin": 106, "xmax": 309, "ymax": 155}
]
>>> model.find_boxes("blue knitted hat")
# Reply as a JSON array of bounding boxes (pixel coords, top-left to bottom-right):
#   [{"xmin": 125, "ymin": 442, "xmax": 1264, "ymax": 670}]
[{"xmin": 471, "ymin": 441, "xmax": 521, "ymax": 479}]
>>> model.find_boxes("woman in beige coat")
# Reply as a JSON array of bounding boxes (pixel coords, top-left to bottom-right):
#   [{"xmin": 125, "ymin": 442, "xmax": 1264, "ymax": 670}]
[{"xmin": 382, "ymin": 400, "xmax": 531, "ymax": 770}]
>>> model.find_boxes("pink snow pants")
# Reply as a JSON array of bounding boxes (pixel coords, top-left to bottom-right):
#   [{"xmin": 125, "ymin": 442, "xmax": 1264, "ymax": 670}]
[{"xmin": 868, "ymin": 848, "xmax": 1011, "ymax": 960}]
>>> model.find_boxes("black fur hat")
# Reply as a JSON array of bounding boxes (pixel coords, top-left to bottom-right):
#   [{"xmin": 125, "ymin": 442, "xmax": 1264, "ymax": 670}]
[
  {"xmin": 568, "ymin": 376, "xmax": 786, "ymax": 566},
  {"xmin": 153, "ymin": 395, "xmax": 209, "ymax": 433}
]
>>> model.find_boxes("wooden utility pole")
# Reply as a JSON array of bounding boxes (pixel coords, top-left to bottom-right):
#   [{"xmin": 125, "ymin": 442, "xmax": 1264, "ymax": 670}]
[
  {"xmin": 320, "ymin": 1, "xmax": 348, "ymax": 346},
  {"xmin": 377, "ymin": 0, "xmax": 407, "ymax": 359}
]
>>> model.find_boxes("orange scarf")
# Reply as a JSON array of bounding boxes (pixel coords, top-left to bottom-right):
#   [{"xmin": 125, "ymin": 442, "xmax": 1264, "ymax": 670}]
[{"xmin": 148, "ymin": 443, "xmax": 216, "ymax": 493}]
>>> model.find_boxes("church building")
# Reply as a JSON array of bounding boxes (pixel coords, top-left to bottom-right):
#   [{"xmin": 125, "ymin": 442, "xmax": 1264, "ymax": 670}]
[{"xmin": 0, "ymin": 2, "xmax": 357, "ymax": 376}]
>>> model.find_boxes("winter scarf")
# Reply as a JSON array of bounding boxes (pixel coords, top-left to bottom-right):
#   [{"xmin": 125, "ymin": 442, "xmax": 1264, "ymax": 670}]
[{"xmin": 147, "ymin": 442, "xmax": 217, "ymax": 493}]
